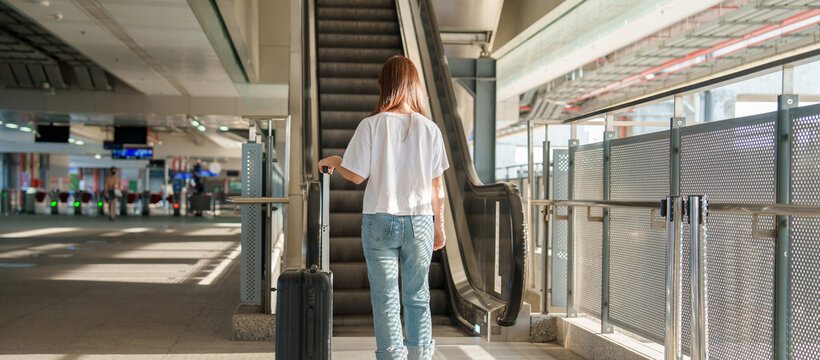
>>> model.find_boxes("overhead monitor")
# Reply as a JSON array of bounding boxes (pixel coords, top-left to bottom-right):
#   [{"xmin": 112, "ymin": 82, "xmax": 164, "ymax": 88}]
[
  {"xmin": 114, "ymin": 126, "xmax": 147, "ymax": 144},
  {"xmin": 35, "ymin": 125, "xmax": 70, "ymax": 143}
]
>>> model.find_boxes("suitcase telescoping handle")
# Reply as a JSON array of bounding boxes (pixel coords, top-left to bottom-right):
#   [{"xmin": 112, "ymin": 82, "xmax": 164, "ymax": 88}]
[{"xmin": 319, "ymin": 166, "xmax": 330, "ymax": 270}]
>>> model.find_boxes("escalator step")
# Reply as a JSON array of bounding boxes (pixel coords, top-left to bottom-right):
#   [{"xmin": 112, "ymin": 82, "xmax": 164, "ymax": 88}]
[
  {"xmin": 322, "ymin": 147, "xmax": 346, "ymax": 159},
  {"xmin": 322, "ymin": 129, "xmax": 356, "ymax": 148},
  {"xmin": 319, "ymin": 77, "xmax": 379, "ymax": 95},
  {"xmin": 330, "ymin": 236, "xmax": 365, "ymax": 261},
  {"xmin": 319, "ymin": 48, "xmax": 399, "ymax": 64},
  {"xmin": 317, "ymin": 7, "xmax": 396, "ymax": 21},
  {"xmin": 320, "ymin": 110, "xmax": 370, "ymax": 129},
  {"xmin": 330, "ymin": 262, "xmax": 370, "ymax": 289},
  {"xmin": 330, "ymin": 189, "xmax": 364, "ymax": 212},
  {"xmin": 330, "ymin": 213, "xmax": 363, "ymax": 237},
  {"xmin": 319, "ymin": 62, "xmax": 383, "ymax": 78},
  {"xmin": 318, "ymin": 33, "xmax": 401, "ymax": 49},
  {"xmin": 333, "ymin": 289, "xmax": 449, "ymax": 315},
  {"xmin": 317, "ymin": 20, "xmax": 399, "ymax": 35},
  {"xmin": 317, "ymin": 0, "xmax": 395, "ymax": 9},
  {"xmin": 320, "ymin": 93, "xmax": 380, "ymax": 112},
  {"xmin": 330, "ymin": 261, "xmax": 447, "ymax": 290}
]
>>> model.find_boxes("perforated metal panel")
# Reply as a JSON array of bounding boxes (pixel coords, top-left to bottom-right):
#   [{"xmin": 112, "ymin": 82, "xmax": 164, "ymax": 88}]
[
  {"xmin": 241, "ymin": 143, "xmax": 263, "ymax": 304},
  {"xmin": 789, "ymin": 104, "xmax": 820, "ymax": 359},
  {"xmin": 609, "ymin": 133, "xmax": 669, "ymax": 342},
  {"xmin": 680, "ymin": 114, "xmax": 776, "ymax": 359},
  {"xmin": 552, "ymin": 149, "xmax": 569, "ymax": 307},
  {"xmin": 573, "ymin": 143, "xmax": 603, "ymax": 317}
]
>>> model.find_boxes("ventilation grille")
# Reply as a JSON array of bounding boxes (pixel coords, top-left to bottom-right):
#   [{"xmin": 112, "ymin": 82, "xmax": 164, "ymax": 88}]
[
  {"xmin": 240, "ymin": 143, "xmax": 263, "ymax": 304},
  {"xmin": 552, "ymin": 149, "xmax": 569, "ymax": 307}
]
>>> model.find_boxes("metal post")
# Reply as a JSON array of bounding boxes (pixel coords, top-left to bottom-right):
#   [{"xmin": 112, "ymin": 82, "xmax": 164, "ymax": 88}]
[
  {"xmin": 665, "ymin": 196, "xmax": 683, "ymax": 360},
  {"xmin": 566, "ymin": 138, "xmax": 578, "ymax": 317},
  {"xmin": 528, "ymin": 121, "xmax": 535, "ymax": 259},
  {"xmin": 775, "ymin": 84, "xmax": 797, "ymax": 359},
  {"xmin": 542, "ymin": 140, "xmax": 551, "ymax": 314},
  {"xmin": 321, "ymin": 168, "xmax": 330, "ymax": 270},
  {"xmin": 688, "ymin": 195, "xmax": 709, "ymax": 360},
  {"xmin": 602, "ymin": 115, "xmax": 614, "ymax": 333},
  {"xmin": 666, "ymin": 106, "xmax": 685, "ymax": 359},
  {"xmin": 264, "ymin": 119, "xmax": 274, "ymax": 314},
  {"xmin": 670, "ymin": 117, "xmax": 685, "ymax": 197}
]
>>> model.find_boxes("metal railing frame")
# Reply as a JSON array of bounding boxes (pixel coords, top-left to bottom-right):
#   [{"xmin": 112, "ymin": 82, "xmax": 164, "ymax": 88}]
[
  {"xmin": 229, "ymin": 115, "xmax": 291, "ymax": 315},
  {"xmin": 527, "ymin": 62, "xmax": 819, "ymax": 359}
]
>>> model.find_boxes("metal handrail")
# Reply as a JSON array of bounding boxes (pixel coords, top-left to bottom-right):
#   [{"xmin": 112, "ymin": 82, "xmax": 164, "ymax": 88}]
[
  {"xmin": 227, "ymin": 197, "xmax": 289, "ymax": 204},
  {"xmin": 410, "ymin": 0, "xmax": 527, "ymax": 327},
  {"xmin": 534, "ymin": 198, "xmax": 820, "ymax": 218}
]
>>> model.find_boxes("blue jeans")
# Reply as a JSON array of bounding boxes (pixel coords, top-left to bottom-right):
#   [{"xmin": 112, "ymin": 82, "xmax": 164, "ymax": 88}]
[{"xmin": 362, "ymin": 214, "xmax": 435, "ymax": 360}]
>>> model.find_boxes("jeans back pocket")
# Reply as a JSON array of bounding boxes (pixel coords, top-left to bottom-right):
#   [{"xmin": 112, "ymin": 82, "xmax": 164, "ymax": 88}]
[{"xmin": 362, "ymin": 213, "xmax": 393, "ymax": 243}]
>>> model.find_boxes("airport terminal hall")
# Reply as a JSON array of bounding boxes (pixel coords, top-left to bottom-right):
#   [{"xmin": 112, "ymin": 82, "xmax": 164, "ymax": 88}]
[{"xmin": 3, "ymin": 0, "xmax": 820, "ymax": 359}]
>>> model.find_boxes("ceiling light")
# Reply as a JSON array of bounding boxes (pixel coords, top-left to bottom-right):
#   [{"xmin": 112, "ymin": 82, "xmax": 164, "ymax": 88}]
[
  {"xmin": 0, "ymin": 120, "xmax": 3, "ymax": 125},
  {"xmin": 191, "ymin": 120, "xmax": 200, "ymax": 127},
  {"xmin": 197, "ymin": 125, "xmax": 206, "ymax": 132},
  {"xmin": 75, "ymin": 140, "xmax": 84, "ymax": 145},
  {"xmin": 645, "ymin": 73, "xmax": 656, "ymax": 80},
  {"xmin": 20, "ymin": 127, "xmax": 32, "ymax": 132},
  {"xmin": 94, "ymin": 154, "xmax": 102, "ymax": 159},
  {"xmin": 6, "ymin": 123, "xmax": 19, "ymax": 129},
  {"xmin": 68, "ymin": 138, "xmax": 75, "ymax": 143},
  {"xmin": 219, "ymin": 126, "xmax": 229, "ymax": 132}
]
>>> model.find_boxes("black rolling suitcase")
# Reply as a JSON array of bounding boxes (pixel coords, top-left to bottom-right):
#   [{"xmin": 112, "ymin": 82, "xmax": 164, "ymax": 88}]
[{"xmin": 275, "ymin": 168, "xmax": 332, "ymax": 359}]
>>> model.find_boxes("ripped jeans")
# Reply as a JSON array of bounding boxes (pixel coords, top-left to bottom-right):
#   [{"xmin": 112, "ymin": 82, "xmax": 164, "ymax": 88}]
[{"xmin": 361, "ymin": 213, "xmax": 435, "ymax": 360}]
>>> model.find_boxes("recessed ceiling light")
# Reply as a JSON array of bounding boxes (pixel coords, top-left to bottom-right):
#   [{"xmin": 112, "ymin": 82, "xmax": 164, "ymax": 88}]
[
  {"xmin": 6, "ymin": 123, "xmax": 19, "ymax": 129},
  {"xmin": 191, "ymin": 120, "xmax": 199, "ymax": 127},
  {"xmin": 68, "ymin": 138, "xmax": 75, "ymax": 143},
  {"xmin": 219, "ymin": 126, "xmax": 229, "ymax": 131},
  {"xmin": 20, "ymin": 127, "xmax": 32, "ymax": 132},
  {"xmin": 197, "ymin": 125, "xmax": 206, "ymax": 132},
  {"xmin": 94, "ymin": 154, "xmax": 102, "ymax": 159},
  {"xmin": 75, "ymin": 140, "xmax": 85, "ymax": 145}
]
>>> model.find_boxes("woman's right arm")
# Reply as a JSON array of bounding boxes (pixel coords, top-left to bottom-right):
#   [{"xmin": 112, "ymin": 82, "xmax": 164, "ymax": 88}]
[{"xmin": 432, "ymin": 175, "xmax": 446, "ymax": 250}]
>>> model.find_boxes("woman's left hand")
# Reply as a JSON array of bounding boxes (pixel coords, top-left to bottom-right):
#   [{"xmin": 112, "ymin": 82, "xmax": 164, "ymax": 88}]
[{"xmin": 318, "ymin": 156, "xmax": 342, "ymax": 174}]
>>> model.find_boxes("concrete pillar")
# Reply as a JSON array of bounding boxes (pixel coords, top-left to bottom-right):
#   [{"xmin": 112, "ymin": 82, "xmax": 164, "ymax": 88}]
[
  {"xmin": 474, "ymin": 58, "xmax": 496, "ymax": 184},
  {"xmin": 449, "ymin": 57, "xmax": 496, "ymax": 184}
]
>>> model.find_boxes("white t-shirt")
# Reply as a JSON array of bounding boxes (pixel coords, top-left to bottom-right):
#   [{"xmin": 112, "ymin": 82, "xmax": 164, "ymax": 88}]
[{"xmin": 340, "ymin": 112, "xmax": 450, "ymax": 216}]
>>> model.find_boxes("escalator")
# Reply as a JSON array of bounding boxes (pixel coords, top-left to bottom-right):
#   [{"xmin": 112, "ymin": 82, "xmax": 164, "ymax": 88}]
[
  {"xmin": 305, "ymin": 0, "xmax": 527, "ymax": 337},
  {"xmin": 312, "ymin": 0, "xmax": 451, "ymax": 327}
]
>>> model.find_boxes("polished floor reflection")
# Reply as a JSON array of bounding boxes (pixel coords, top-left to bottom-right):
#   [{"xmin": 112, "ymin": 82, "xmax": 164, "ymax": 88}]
[{"xmin": 0, "ymin": 216, "xmax": 579, "ymax": 359}]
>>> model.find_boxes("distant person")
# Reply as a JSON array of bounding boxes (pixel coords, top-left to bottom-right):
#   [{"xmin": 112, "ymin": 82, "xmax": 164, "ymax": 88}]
[
  {"xmin": 105, "ymin": 167, "xmax": 119, "ymax": 221},
  {"xmin": 318, "ymin": 55, "xmax": 449, "ymax": 360}
]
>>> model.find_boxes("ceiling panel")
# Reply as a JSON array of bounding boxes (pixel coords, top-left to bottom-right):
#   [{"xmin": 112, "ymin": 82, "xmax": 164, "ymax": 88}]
[
  {"xmin": 100, "ymin": 0, "xmax": 237, "ymax": 97},
  {"xmin": 6, "ymin": 0, "xmax": 179, "ymax": 95}
]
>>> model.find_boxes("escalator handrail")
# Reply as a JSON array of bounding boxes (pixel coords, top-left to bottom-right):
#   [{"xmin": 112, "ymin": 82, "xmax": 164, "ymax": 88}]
[{"xmin": 410, "ymin": 0, "xmax": 527, "ymax": 326}]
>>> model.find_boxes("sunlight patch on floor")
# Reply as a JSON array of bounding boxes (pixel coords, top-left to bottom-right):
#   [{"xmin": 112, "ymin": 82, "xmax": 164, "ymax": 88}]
[
  {"xmin": 184, "ymin": 228, "xmax": 242, "ymax": 236},
  {"xmin": 198, "ymin": 245, "xmax": 241, "ymax": 285},
  {"xmin": 47, "ymin": 263, "xmax": 202, "ymax": 284},
  {"xmin": 0, "ymin": 227, "xmax": 80, "ymax": 238}
]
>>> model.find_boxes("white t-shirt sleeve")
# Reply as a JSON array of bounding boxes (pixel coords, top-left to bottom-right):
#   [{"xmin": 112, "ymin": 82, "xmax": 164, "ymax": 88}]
[
  {"xmin": 340, "ymin": 120, "xmax": 371, "ymax": 179},
  {"xmin": 432, "ymin": 127, "xmax": 450, "ymax": 178}
]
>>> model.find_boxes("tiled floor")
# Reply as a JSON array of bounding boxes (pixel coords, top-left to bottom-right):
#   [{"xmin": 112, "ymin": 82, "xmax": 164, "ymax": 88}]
[{"xmin": 0, "ymin": 215, "xmax": 581, "ymax": 359}]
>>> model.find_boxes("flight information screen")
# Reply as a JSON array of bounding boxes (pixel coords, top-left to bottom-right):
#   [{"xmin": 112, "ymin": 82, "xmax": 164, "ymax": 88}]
[{"xmin": 112, "ymin": 147, "xmax": 153, "ymax": 160}]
